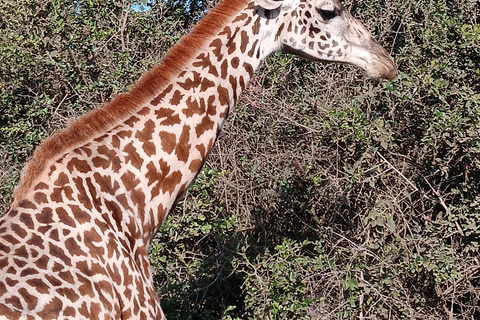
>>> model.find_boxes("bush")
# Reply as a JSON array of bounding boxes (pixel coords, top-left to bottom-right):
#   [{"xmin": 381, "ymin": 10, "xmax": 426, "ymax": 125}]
[{"xmin": 1, "ymin": 0, "xmax": 479, "ymax": 319}]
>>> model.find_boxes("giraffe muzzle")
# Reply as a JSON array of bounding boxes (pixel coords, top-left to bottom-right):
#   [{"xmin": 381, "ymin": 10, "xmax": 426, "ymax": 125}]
[{"xmin": 362, "ymin": 41, "xmax": 397, "ymax": 80}]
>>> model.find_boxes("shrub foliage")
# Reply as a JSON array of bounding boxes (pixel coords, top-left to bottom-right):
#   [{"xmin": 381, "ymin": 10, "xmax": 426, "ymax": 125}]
[{"xmin": 1, "ymin": 0, "xmax": 479, "ymax": 319}]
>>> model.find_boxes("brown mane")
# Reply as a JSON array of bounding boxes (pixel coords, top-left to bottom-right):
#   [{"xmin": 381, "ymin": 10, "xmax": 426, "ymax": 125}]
[{"xmin": 12, "ymin": 0, "xmax": 251, "ymax": 208}]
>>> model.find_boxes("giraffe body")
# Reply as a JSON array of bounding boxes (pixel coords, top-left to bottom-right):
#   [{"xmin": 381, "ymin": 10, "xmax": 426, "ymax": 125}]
[{"xmin": 0, "ymin": 0, "xmax": 396, "ymax": 318}]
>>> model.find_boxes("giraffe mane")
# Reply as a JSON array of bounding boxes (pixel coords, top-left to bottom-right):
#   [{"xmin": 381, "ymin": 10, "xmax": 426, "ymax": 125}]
[{"xmin": 12, "ymin": 0, "xmax": 251, "ymax": 208}]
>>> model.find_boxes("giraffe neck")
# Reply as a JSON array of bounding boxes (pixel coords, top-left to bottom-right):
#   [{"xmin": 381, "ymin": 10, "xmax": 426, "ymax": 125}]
[
  {"xmin": 117, "ymin": 1, "xmax": 282, "ymax": 243},
  {"xmin": 13, "ymin": 0, "xmax": 284, "ymax": 248}
]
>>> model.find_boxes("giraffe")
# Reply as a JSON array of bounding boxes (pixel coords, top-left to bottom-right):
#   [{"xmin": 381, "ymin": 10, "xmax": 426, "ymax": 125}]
[{"xmin": 0, "ymin": 0, "xmax": 396, "ymax": 319}]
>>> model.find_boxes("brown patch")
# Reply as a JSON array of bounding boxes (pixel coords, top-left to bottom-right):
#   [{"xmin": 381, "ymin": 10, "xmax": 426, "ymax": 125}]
[
  {"xmin": 79, "ymin": 301, "xmax": 92, "ymax": 319},
  {"xmin": 229, "ymin": 75, "xmax": 238, "ymax": 101},
  {"xmin": 1, "ymin": 234, "xmax": 19, "ymax": 246},
  {"xmin": 196, "ymin": 144, "xmax": 206, "ymax": 158},
  {"xmin": 37, "ymin": 297, "xmax": 62, "ymax": 320},
  {"xmin": 117, "ymin": 194, "xmax": 131, "ymax": 211},
  {"xmin": 85, "ymin": 177, "xmax": 101, "ymax": 212},
  {"xmin": 57, "ymin": 287, "xmax": 80, "ymax": 303},
  {"xmin": 247, "ymin": 39, "xmax": 258, "ymax": 57},
  {"xmin": 34, "ymin": 254, "xmax": 50, "ymax": 269},
  {"xmin": 33, "ymin": 182, "xmax": 49, "ymax": 191},
  {"xmin": 50, "ymin": 185, "xmax": 75, "ymax": 202},
  {"xmin": 252, "ymin": 16, "xmax": 261, "ymax": 35},
  {"xmin": 231, "ymin": 57, "xmax": 240, "ymax": 68},
  {"xmin": 5, "ymin": 296, "xmax": 22, "ymax": 310},
  {"xmin": 5, "ymin": 278, "xmax": 18, "ymax": 287},
  {"xmin": 57, "ymin": 207, "xmax": 76, "ymax": 227},
  {"xmin": 54, "ymin": 172, "xmax": 69, "ymax": 186},
  {"xmin": 117, "ymin": 130, "xmax": 132, "ymax": 139},
  {"xmin": 66, "ymin": 157, "xmax": 92, "ymax": 174},
  {"xmin": 232, "ymin": 12, "xmax": 248, "ymax": 23},
  {"xmin": 52, "ymin": 262, "xmax": 63, "ymax": 272},
  {"xmin": 26, "ymin": 234, "xmax": 45, "ymax": 250},
  {"xmin": 135, "ymin": 119, "xmax": 157, "ymax": 156},
  {"xmin": 84, "ymin": 228, "xmax": 105, "ymax": 258},
  {"xmin": 19, "ymin": 200, "xmax": 36, "ymax": 210},
  {"xmin": 73, "ymin": 177, "xmax": 92, "ymax": 210},
  {"xmin": 49, "ymin": 243, "xmax": 72, "ymax": 266},
  {"xmin": 10, "ymin": 223, "xmax": 27, "ymax": 238},
  {"xmin": 207, "ymin": 138, "xmax": 213, "ymax": 151},
  {"xmin": 36, "ymin": 207, "xmax": 54, "ymax": 224},
  {"xmin": 218, "ymin": 85, "xmax": 230, "ymax": 106},
  {"xmin": 178, "ymin": 71, "xmax": 202, "ymax": 90},
  {"xmin": 162, "ymin": 171, "xmax": 183, "ymax": 194},
  {"xmin": 34, "ymin": 192, "xmax": 48, "ymax": 204},
  {"xmin": 195, "ymin": 116, "xmax": 215, "ymax": 138},
  {"xmin": 0, "ymin": 304, "xmax": 21, "ymax": 319},
  {"xmin": 58, "ymin": 270, "xmax": 75, "ymax": 284},
  {"xmin": 97, "ymin": 145, "xmax": 122, "ymax": 172},
  {"xmin": 206, "ymin": 95, "xmax": 217, "ymax": 115},
  {"xmin": 147, "ymin": 160, "xmax": 170, "ymax": 198},
  {"xmin": 125, "ymin": 115, "xmax": 140, "ymax": 127},
  {"xmin": 227, "ymin": 38, "xmax": 237, "ymax": 55},
  {"xmin": 170, "ymin": 90, "xmax": 184, "ymax": 105},
  {"xmin": 209, "ymin": 38, "xmax": 223, "ymax": 59},
  {"xmin": 111, "ymin": 134, "xmax": 121, "ymax": 148},
  {"xmin": 193, "ymin": 53, "xmax": 219, "ymax": 77},
  {"xmin": 18, "ymin": 288, "xmax": 38, "ymax": 310},
  {"xmin": 121, "ymin": 171, "xmax": 140, "ymax": 192},
  {"xmin": 70, "ymin": 204, "xmax": 92, "ymax": 224},
  {"xmin": 123, "ymin": 142, "xmax": 144, "ymax": 170},
  {"xmin": 12, "ymin": 259, "xmax": 26, "ymax": 268},
  {"xmin": 189, "ymin": 159, "xmax": 204, "ymax": 172},
  {"xmin": 14, "ymin": 245, "xmax": 28, "ymax": 258},
  {"xmin": 318, "ymin": 42, "xmax": 329, "ymax": 50},
  {"xmin": 20, "ymin": 268, "xmax": 39, "ymax": 277},
  {"xmin": 239, "ymin": 75, "xmax": 246, "ymax": 91},
  {"xmin": 105, "ymin": 200, "xmax": 123, "ymax": 231},
  {"xmin": 0, "ymin": 258, "xmax": 8, "ymax": 269},
  {"xmin": 94, "ymin": 172, "xmax": 120, "ymax": 196},
  {"xmin": 50, "ymin": 229, "xmax": 60, "ymax": 241},
  {"xmin": 159, "ymin": 131, "xmax": 177, "ymax": 154},
  {"xmin": 151, "ymin": 83, "xmax": 173, "ymax": 106},
  {"xmin": 0, "ymin": 282, "xmax": 7, "ymax": 296},
  {"xmin": 201, "ymin": 77, "xmax": 216, "ymax": 92},
  {"xmin": 240, "ymin": 30, "xmax": 249, "ymax": 53},
  {"xmin": 183, "ymin": 96, "xmax": 204, "ymax": 117},
  {"xmin": 155, "ymin": 107, "xmax": 181, "ymax": 126},
  {"xmin": 65, "ymin": 237, "xmax": 86, "ymax": 256},
  {"xmin": 138, "ymin": 107, "xmax": 150, "ymax": 115},
  {"xmin": 175, "ymin": 125, "xmax": 191, "ymax": 162},
  {"xmin": 243, "ymin": 62, "xmax": 254, "ymax": 78},
  {"xmin": 220, "ymin": 59, "xmax": 229, "ymax": 79},
  {"xmin": 219, "ymin": 25, "xmax": 232, "ymax": 38},
  {"xmin": 64, "ymin": 307, "xmax": 76, "ymax": 317}
]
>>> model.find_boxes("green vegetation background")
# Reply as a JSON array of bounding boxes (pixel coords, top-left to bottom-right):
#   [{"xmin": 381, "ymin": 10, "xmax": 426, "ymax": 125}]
[{"xmin": 1, "ymin": 0, "xmax": 479, "ymax": 318}]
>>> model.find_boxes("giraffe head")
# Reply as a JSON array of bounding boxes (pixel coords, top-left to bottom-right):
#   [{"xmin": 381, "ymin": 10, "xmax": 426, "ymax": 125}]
[{"xmin": 255, "ymin": 0, "xmax": 397, "ymax": 80}]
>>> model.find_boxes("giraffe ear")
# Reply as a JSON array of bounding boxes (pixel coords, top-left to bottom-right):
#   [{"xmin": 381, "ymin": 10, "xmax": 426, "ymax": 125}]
[{"xmin": 255, "ymin": 0, "xmax": 283, "ymax": 10}]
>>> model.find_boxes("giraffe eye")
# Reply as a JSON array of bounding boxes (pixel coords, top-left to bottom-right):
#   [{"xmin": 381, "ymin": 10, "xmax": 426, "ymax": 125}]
[{"xmin": 317, "ymin": 8, "xmax": 339, "ymax": 21}]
